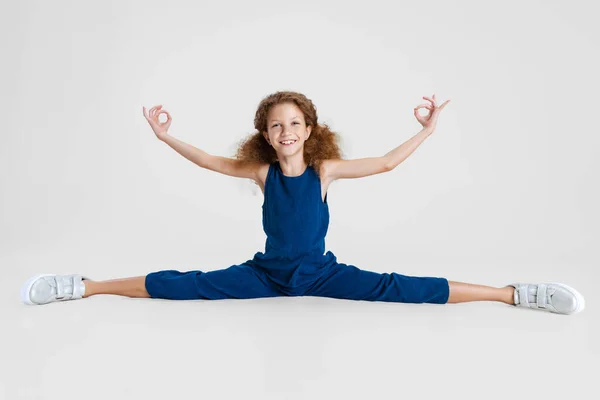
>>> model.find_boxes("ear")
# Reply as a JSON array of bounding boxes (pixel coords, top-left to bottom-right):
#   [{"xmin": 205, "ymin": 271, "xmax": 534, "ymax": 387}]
[{"xmin": 306, "ymin": 125, "xmax": 312, "ymax": 140}]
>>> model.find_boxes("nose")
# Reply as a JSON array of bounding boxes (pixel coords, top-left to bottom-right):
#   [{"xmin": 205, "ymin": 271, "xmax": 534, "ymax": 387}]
[{"xmin": 284, "ymin": 124, "xmax": 297, "ymax": 135}]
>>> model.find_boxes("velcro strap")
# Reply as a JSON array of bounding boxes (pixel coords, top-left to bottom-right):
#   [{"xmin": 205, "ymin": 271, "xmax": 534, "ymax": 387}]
[
  {"xmin": 55, "ymin": 277, "xmax": 65, "ymax": 299},
  {"xmin": 537, "ymin": 284, "xmax": 547, "ymax": 308},
  {"xmin": 519, "ymin": 285, "xmax": 530, "ymax": 307}
]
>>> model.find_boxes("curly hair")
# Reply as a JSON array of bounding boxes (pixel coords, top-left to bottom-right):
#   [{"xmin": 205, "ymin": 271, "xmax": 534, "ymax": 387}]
[{"xmin": 233, "ymin": 91, "xmax": 345, "ymax": 180}]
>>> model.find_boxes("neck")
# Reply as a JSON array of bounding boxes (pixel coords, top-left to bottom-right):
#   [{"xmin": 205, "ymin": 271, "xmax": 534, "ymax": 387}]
[{"xmin": 277, "ymin": 157, "xmax": 307, "ymax": 177}]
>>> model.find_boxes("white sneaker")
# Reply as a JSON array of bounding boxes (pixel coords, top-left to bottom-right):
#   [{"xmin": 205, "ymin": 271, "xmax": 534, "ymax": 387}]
[
  {"xmin": 507, "ymin": 282, "xmax": 585, "ymax": 315},
  {"xmin": 21, "ymin": 274, "xmax": 90, "ymax": 305}
]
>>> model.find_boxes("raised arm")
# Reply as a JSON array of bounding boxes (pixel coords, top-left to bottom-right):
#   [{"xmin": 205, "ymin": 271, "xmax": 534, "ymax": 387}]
[
  {"xmin": 383, "ymin": 127, "xmax": 433, "ymax": 170},
  {"xmin": 385, "ymin": 94, "xmax": 450, "ymax": 170},
  {"xmin": 323, "ymin": 94, "xmax": 450, "ymax": 182},
  {"xmin": 322, "ymin": 127, "xmax": 431, "ymax": 181},
  {"xmin": 142, "ymin": 105, "xmax": 260, "ymax": 181}
]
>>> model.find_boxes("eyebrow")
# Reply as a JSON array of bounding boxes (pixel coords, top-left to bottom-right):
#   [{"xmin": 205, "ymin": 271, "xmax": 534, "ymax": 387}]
[{"xmin": 269, "ymin": 116, "xmax": 300, "ymax": 123}]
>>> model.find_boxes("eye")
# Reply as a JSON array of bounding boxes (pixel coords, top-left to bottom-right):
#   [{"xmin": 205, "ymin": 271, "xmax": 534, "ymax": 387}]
[{"xmin": 271, "ymin": 122, "xmax": 300, "ymax": 127}]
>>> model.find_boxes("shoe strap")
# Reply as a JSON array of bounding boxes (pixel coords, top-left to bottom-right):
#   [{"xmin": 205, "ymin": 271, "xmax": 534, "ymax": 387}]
[
  {"xmin": 55, "ymin": 276, "xmax": 65, "ymax": 299},
  {"xmin": 537, "ymin": 284, "xmax": 548, "ymax": 308},
  {"xmin": 518, "ymin": 285, "xmax": 530, "ymax": 307},
  {"xmin": 54, "ymin": 276, "xmax": 74, "ymax": 300}
]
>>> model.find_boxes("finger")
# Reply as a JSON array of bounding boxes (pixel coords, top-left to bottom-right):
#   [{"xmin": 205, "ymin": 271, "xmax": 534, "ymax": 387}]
[
  {"xmin": 143, "ymin": 106, "xmax": 148, "ymax": 119},
  {"xmin": 157, "ymin": 110, "xmax": 169, "ymax": 123},
  {"xmin": 423, "ymin": 96, "xmax": 436, "ymax": 107},
  {"xmin": 413, "ymin": 108, "xmax": 425, "ymax": 122},
  {"xmin": 415, "ymin": 104, "xmax": 433, "ymax": 111},
  {"xmin": 151, "ymin": 105, "xmax": 163, "ymax": 118},
  {"xmin": 149, "ymin": 106, "xmax": 159, "ymax": 118},
  {"xmin": 159, "ymin": 110, "xmax": 173, "ymax": 125},
  {"xmin": 437, "ymin": 100, "xmax": 451, "ymax": 111},
  {"xmin": 159, "ymin": 111, "xmax": 172, "ymax": 128},
  {"xmin": 144, "ymin": 107, "xmax": 154, "ymax": 120}
]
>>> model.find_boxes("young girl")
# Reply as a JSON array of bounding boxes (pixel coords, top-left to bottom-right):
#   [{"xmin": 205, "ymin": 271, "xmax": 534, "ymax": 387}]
[{"xmin": 21, "ymin": 91, "xmax": 585, "ymax": 315}]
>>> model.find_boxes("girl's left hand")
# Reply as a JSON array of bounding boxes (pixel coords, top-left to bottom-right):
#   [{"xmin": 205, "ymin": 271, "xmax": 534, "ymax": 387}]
[{"xmin": 414, "ymin": 94, "xmax": 450, "ymax": 132}]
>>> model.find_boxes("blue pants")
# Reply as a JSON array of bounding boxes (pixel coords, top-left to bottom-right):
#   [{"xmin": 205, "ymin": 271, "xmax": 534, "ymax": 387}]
[{"xmin": 145, "ymin": 262, "xmax": 449, "ymax": 304}]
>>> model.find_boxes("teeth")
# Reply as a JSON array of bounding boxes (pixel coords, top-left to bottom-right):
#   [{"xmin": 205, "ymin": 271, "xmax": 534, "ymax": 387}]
[{"xmin": 280, "ymin": 140, "xmax": 296, "ymax": 145}]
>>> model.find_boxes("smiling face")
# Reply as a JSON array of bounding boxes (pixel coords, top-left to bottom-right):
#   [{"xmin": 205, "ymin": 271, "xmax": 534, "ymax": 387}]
[{"xmin": 263, "ymin": 102, "xmax": 312, "ymax": 155}]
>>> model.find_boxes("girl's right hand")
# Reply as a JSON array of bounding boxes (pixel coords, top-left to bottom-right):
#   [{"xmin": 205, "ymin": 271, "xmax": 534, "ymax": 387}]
[{"xmin": 143, "ymin": 105, "xmax": 172, "ymax": 140}]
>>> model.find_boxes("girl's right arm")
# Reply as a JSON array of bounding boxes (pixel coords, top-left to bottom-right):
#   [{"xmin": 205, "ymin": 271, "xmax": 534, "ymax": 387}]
[
  {"xmin": 142, "ymin": 105, "xmax": 260, "ymax": 181},
  {"xmin": 163, "ymin": 135, "xmax": 260, "ymax": 181},
  {"xmin": 161, "ymin": 134, "xmax": 211, "ymax": 168}
]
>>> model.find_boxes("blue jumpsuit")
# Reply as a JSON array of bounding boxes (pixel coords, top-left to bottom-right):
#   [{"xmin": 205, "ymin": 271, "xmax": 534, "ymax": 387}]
[{"xmin": 145, "ymin": 162, "xmax": 449, "ymax": 303}]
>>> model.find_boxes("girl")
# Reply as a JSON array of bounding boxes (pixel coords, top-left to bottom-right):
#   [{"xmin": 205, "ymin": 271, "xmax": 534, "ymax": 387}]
[{"xmin": 21, "ymin": 91, "xmax": 585, "ymax": 315}]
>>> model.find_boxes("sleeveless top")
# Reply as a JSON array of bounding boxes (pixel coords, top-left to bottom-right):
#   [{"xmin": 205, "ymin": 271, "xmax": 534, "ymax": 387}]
[{"xmin": 249, "ymin": 161, "xmax": 338, "ymax": 283}]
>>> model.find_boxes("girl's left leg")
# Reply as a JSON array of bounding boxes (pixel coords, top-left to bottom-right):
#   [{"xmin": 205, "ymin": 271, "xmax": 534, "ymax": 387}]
[
  {"xmin": 304, "ymin": 262, "xmax": 451, "ymax": 304},
  {"xmin": 447, "ymin": 281, "xmax": 514, "ymax": 304},
  {"xmin": 304, "ymin": 262, "xmax": 513, "ymax": 305}
]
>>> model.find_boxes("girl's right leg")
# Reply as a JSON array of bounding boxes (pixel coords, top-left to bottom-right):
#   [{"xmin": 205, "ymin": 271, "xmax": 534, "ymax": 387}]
[
  {"xmin": 22, "ymin": 263, "xmax": 283, "ymax": 305},
  {"xmin": 83, "ymin": 276, "xmax": 150, "ymax": 298},
  {"xmin": 143, "ymin": 264, "xmax": 283, "ymax": 300}
]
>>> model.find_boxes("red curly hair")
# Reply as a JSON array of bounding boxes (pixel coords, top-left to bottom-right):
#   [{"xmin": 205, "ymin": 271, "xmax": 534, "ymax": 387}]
[{"xmin": 233, "ymin": 91, "xmax": 345, "ymax": 180}]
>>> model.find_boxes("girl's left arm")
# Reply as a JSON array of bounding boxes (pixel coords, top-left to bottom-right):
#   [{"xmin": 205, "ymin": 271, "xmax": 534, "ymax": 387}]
[
  {"xmin": 322, "ymin": 127, "xmax": 431, "ymax": 182},
  {"xmin": 322, "ymin": 127, "xmax": 433, "ymax": 181},
  {"xmin": 383, "ymin": 127, "xmax": 433, "ymax": 171},
  {"xmin": 324, "ymin": 95, "xmax": 449, "ymax": 181},
  {"xmin": 385, "ymin": 94, "xmax": 450, "ymax": 170}
]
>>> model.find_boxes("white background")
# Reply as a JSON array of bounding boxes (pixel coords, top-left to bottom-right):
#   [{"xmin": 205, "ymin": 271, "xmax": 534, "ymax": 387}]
[{"xmin": 2, "ymin": 0, "xmax": 598, "ymax": 399}]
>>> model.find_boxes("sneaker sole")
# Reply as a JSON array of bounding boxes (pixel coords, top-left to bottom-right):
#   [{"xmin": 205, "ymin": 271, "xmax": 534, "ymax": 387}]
[
  {"xmin": 21, "ymin": 274, "xmax": 55, "ymax": 305},
  {"xmin": 549, "ymin": 282, "xmax": 585, "ymax": 314}
]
